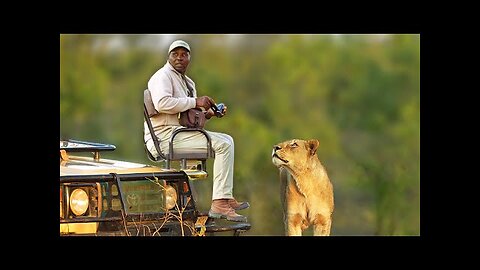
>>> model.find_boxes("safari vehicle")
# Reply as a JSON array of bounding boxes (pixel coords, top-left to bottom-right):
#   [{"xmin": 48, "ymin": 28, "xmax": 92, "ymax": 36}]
[{"xmin": 59, "ymin": 139, "xmax": 251, "ymax": 236}]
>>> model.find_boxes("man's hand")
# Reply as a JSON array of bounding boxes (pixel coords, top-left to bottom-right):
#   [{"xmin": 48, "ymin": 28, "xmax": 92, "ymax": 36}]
[
  {"xmin": 205, "ymin": 109, "xmax": 215, "ymax": 119},
  {"xmin": 205, "ymin": 104, "xmax": 227, "ymax": 119},
  {"xmin": 195, "ymin": 96, "xmax": 215, "ymax": 110}
]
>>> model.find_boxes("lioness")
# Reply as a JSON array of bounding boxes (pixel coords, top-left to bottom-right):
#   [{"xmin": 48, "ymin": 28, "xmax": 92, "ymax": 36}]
[{"xmin": 271, "ymin": 139, "xmax": 334, "ymax": 236}]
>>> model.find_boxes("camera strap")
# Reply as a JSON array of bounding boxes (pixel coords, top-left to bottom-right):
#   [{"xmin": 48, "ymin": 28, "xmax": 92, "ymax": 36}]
[{"xmin": 181, "ymin": 74, "xmax": 194, "ymax": 97}]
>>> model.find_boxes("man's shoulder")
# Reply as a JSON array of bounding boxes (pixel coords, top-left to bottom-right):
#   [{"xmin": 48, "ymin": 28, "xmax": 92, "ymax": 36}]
[{"xmin": 150, "ymin": 65, "xmax": 172, "ymax": 81}]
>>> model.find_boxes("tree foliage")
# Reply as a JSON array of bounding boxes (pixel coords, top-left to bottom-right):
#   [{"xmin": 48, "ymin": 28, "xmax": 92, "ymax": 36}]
[{"xmin": 60, "ymin": 34, "xmax": 420, "ymax": 235}]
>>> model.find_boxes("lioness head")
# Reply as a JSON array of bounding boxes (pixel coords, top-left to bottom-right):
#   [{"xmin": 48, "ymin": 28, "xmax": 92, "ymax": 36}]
[{"xmin": 272, "ymin": 139, "xmax": 320, "ymax": 171}]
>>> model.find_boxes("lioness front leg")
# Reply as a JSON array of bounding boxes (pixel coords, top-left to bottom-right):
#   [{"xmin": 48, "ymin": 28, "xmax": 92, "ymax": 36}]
[
  {"xmin": 312, "ymin": 213, "xmax": 331, "ymax": 236},
  {"xmin": 286, "ymin": 213, "xmax": 304, "ymax": 236}
]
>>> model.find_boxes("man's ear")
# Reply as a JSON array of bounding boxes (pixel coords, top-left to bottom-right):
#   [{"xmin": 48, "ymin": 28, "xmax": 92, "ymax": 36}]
[{"xmin": 308, "ymin": 139, "xmax": 319, "ymax": 156}]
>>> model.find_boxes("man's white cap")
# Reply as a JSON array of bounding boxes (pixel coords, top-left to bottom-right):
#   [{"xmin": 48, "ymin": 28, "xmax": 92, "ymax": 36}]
[{"xmin": 168, "ymin": 40, "xmax": 190, "ymax": 54}]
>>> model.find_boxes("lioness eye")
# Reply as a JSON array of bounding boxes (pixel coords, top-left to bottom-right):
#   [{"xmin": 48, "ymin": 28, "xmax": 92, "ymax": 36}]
[{"xmin": 290, "ymin": 142, "xmax": 298, "ymax": 147}]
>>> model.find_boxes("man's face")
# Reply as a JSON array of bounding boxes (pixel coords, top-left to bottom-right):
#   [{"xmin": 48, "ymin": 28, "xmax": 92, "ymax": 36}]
[{"xmin": 168, "ymin": 47, "xmax": 190, "ymax": 74}]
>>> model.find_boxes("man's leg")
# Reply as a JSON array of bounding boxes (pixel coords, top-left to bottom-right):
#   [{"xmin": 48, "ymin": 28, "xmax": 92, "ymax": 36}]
[{"xmin": 146, "ymin": 127, "xmax": 247, "ymax": 222}]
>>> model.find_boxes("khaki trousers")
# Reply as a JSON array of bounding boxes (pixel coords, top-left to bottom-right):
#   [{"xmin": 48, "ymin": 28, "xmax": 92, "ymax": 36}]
[{"xmin": 146, "ymin": 126, "xmax": 234, "ymax": 200}]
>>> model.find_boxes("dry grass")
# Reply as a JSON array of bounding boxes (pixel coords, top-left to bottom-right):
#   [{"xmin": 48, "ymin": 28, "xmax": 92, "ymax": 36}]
[{"xmin": 119, "ymin": 176, "xmax": 203, "ymax": 236}]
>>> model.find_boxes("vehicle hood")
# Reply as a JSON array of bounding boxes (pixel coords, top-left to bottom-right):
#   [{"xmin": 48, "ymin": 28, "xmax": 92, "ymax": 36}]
[{"xmin": 60, "ymin": 155, "xmax": 166, "ymax": 176}]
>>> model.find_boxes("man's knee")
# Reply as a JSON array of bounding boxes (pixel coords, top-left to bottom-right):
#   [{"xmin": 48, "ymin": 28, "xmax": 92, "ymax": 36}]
[
  {"xmin": 215, "ymin": 134, "xmax": 234, "ymax": 151},
  {"xmin": 222, "ymin": 134, "xmax": 234, "ymax": 149},
  {"xmin": 224, "ymin": 134, "xmax": 234, "ymax": 146}
]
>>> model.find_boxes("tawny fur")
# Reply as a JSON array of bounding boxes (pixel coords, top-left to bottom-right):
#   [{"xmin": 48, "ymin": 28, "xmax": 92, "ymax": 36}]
[{"xmin": 272, "ymin": 139, "xmax": 334, "ymax": 236}]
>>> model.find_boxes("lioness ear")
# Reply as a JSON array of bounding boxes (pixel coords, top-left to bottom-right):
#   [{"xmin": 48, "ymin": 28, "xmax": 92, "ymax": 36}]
[{"xmin": 308, "ymin": 139, "xmax": 319, "ymax": 156}]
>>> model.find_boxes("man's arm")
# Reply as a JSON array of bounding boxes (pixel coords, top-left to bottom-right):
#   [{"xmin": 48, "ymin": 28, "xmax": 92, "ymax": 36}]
[{"xmin": 149, "ymin": 72, "xmax": 196, "ymax": 114}]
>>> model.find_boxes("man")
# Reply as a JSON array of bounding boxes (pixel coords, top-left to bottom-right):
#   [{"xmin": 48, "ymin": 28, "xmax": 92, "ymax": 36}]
[{"xmin": 144, "ymin": 39, "xmax": 249, "ymax": 222}]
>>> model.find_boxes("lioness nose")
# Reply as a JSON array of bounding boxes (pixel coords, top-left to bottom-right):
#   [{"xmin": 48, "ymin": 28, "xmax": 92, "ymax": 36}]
[{"xmin": 274, "ymin": 145, "xmax": 281, "ymax": 151}]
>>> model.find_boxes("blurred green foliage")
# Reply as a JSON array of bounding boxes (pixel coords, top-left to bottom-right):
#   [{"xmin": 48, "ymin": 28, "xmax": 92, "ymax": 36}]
[{"xmin": 60, "ymin": 34, "xmax": 420, "ymax": 236}]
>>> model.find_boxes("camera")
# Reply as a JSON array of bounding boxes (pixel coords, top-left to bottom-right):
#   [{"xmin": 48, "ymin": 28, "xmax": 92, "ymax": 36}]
[{"xmin": 211, "ymin": 103, "xmax": 225, "ymax": 117}]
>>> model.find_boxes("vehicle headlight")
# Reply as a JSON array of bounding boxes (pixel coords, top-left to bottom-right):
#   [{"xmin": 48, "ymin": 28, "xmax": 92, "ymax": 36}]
[
  {"xmin": 165, "ymin": 185, "xmax": 177, "ymax": 210},
  {"xmin": 70, "ymin": 188, "xmax": 89, "ymax": 216}
]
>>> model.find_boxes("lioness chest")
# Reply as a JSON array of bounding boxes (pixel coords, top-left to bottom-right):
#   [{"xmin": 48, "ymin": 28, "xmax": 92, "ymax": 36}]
[{"xmin": 284, "ymin": 173, "xmax": 334, "ymax": 222}]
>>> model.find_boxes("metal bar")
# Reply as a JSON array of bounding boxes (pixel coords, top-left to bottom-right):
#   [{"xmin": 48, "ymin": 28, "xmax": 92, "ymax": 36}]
[
  {"xmin": 60, "ymin": 217, "xmax": 124, "ymax": 223},
  {"xmin": 111, "ymin": 173, "xmax": 127, "ymax": 217},
  {"xmin": 143, "ymin": 102, "xmax": 166, "ymax": 160},
  {"xmin": 169, "ymin": 127, "xmax": 215, "ymax": 159},
  {"xmin": 60, "ymin": 209, "xmax": 196, "ymax": 224},
  {"xmin": 61, "ymin": 182, "xmax": 97, "ymax": 187},
  {"xmin": 61, "ymin": 139, "xmax": 116, "ymax": 152},
  {"xmin": 60, "ymin": 171, "xmax": 189, "ymax": 183}
]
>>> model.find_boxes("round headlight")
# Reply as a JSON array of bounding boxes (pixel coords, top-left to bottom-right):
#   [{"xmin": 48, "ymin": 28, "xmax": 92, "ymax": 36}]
[
  {"xmin": 70, "ymin": 188, "xmax": 89, "ymax": 216},
  {"xmin": 165, "ymin": 185, "xmax": 177, "ymax": 210}
]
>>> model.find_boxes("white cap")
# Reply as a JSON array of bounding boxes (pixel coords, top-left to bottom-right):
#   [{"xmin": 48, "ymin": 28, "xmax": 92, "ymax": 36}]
[{"xmin": 168, "ymin": 40, "xmax": 190, "ymax": 54}]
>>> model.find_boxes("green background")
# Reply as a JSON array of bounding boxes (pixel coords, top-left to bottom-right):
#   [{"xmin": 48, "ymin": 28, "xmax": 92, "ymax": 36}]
[{"xmin": 60, "ymin": 34, "xmax": 420, "ymax": 236}]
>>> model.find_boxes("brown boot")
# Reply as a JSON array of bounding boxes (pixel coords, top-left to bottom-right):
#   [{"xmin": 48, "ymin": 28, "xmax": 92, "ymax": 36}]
[
  {"xmin": 228, "ymin": 198, "xmax": 250, "ymax": 210},
  {"xmin": 208, "ymin": 199, "xmax": 247, "ymax": 222}
]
